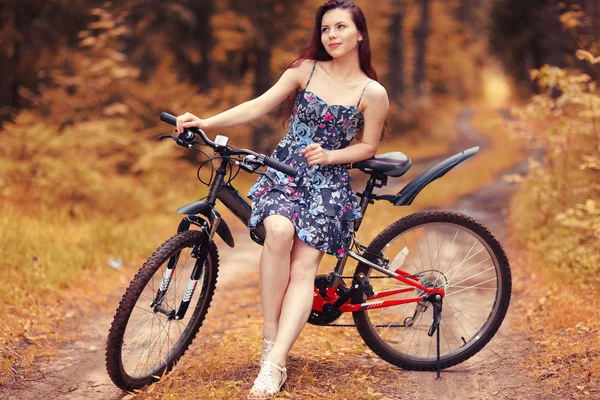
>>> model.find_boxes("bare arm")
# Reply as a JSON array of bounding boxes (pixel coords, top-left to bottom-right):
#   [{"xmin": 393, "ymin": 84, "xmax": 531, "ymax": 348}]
[
  {"xmin": 301, "ymin": 82, "xmax": 389, "ymax": 165},
  {"xmin": 176, "ymin": 60, "xmax": 313, "ymax": 133}
]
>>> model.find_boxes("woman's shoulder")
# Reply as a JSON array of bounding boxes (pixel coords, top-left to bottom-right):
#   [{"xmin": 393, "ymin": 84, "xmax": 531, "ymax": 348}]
[
  {"xmin": 360, "ymin": 81, "xmax": 388, "ymax": 113},
  {"xmin": 286, "ymin": 59, "xmax": 316, "ymax": 85},
  {"xmin": 289, "ymin": 59, "xmax": 316, "ymax": 72},
  {"xmin": 362, "ymin": 80, "xmax": 388, "ymax": 101}
]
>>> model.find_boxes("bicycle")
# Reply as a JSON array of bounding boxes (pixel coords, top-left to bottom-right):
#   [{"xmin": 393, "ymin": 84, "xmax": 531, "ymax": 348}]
[{"xmin": 106, "ymin": 112, "xmax": 511, "ymax": 390}]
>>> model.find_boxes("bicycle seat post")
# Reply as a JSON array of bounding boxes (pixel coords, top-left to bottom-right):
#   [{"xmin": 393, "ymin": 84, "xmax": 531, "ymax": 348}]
[{"xmin": 354, "ymin": 173, "xmax": 387, "ymax": 232}]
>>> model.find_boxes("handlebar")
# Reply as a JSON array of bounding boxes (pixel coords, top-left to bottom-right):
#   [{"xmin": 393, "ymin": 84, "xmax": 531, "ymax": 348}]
[
  {"xmin": 159, "ymin": 112, "xmax": 297, "ymax": 178},
  {"xmin": 159, "ymin": 112, "xmax": 177, "ymax": 126},
  {"xmin": 263, "ymin": 156, "xmax": 297, "ymax": 177}
]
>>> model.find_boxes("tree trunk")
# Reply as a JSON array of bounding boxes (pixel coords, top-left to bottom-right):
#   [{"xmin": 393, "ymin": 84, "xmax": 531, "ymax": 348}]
[
  {"xmin": 581, "ymin": 0, "xmax": 599, "ymax": 41},
  {"xmin": 252, "ymin": 44, "xmax": 273, "ymax": 153},
  {"xmin": 388, "ymin": 0, "xmax": 405, "ymax": 104},
  {"xmin": 544, "ymin": 0, "xmax": 562, "ymax": 68},
  {"xmin": 194, "ymin": 1, "xmax": 214, "ymax": 91},
  {"xmin": 413, "ymin": 0, "xmax": 430, "ymax": 99},
  {"xmin": 10, "ymin": 4, "xmax": 22, "ymax": 111},
  {"xmin": 456, "ymin": 0, "xmax": 471, "ymax": 23}
]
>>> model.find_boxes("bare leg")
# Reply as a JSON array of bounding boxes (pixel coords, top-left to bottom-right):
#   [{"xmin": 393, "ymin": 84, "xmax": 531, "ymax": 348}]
[
  {"xmin": 260, "ymin": 215, "xmax": 295, "ymax": 341},
  {"xmin": 267, "ymin": 235, "xmax": 324, "ymax": 366},
  {"xmin": 249, "ymin": 234, "xmax": 324, "ymax": 398}
]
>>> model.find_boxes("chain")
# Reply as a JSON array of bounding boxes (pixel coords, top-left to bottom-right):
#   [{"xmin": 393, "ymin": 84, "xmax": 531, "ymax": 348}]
[
  {"xmin": 326, "ymin": 323, "xmax": 407, "ymax": 327},
  {"xmin": 326, "ymin": 274, "xmax": 416, "ymax": 327},
  {"xmin": 340, "ymin": 275, "xmax": 414, "ymax": 279}
]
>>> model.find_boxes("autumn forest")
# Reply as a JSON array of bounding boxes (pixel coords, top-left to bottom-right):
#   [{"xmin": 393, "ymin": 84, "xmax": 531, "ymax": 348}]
[{"xmin": 1, "ymin": 0, "xmax": 599, "ymax": 399}]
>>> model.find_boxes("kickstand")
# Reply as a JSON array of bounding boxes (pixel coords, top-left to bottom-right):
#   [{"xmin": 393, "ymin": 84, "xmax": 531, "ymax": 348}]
[
  {"xmin": 427, "ymin": 294, "xmax": 443, "ymax": 380},
  {"xmin": 436, "ymin": 313, "xmax": 441, "ymax": 379}
]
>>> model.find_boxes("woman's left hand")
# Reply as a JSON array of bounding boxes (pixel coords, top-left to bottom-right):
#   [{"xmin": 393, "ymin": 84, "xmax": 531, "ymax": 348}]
[{"xmin": 300, "ymin": 144, "xmax": 331, "ymax": 165}]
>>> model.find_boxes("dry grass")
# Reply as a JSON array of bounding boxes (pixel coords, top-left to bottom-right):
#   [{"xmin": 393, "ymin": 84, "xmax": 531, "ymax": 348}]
[
  {"xmin": 507, "ymin": 181, "xmax": 600, "ymax": 398},
  {"xmin": 503, "ymin": 65, "xmax": 600, "ymax": 398},
  {"xmin": 0, "ymin": 204, "xmax": 184, "ymax": 382},
  {"xmin": 509, "ymin": 243, "xmax": 600, "ymax": 399}
]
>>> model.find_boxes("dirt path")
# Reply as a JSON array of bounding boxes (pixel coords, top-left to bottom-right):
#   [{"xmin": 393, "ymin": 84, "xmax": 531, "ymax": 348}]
[
  {"xmin": 398, "ymin": 109, "xmax": 552, "ymax": 400},
  {"xmin": 1, "ymin": 107, "xmax": 552, "ymax": 400},
  {"xmin": 0, "ymin": 221, "xmax": 263, "ymax": 400}
]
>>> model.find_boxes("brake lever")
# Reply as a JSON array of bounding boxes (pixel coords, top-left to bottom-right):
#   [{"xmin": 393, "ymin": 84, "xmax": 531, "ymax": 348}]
[
  {"xmin": 235, "ymin": 159, "xmax": 260, "ymax": 173},
  {"xmin": 157, "ymin": 133, "xmax": 197, "ymax": 148},
  {"xmin": 158, "ymin": 134, "xmax": 178, "ymax": 141}
]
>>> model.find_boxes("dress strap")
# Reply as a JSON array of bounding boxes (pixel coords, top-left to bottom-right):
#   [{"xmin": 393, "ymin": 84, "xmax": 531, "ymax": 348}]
[
  {"xmin": 357, "ymin": 80, "xmax": 374, "ymax": 107},
  {"xmin": 305, "ymin": 61, "xmax": 318, "ymax": 90}
]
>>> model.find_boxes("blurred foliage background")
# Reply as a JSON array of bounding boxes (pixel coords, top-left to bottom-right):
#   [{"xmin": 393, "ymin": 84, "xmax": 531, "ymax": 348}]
[
  {"xmin": 1, "ymin": 0, "xmax": 599, "ymax": 215},
  {"xmin": 0, "ymin": 0, "xmax": 599, "ymax": 393}
]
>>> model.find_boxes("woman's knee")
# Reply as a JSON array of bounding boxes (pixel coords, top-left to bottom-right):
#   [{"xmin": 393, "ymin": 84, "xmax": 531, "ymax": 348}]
[{"xmin": 263, "ymin": 216, "xmax": 295, "ymax": 250}]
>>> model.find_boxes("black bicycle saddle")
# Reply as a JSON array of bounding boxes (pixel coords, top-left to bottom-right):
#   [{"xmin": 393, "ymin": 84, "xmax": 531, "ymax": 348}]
[{"xmin": 351, "ymin": 152, "xmax": 411, "ymax": 177}]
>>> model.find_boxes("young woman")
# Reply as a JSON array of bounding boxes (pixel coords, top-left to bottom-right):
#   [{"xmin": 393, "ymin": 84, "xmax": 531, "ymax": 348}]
[{"xmin": 176, "ymin": 1, "xmax": 389, "ymax": 398}]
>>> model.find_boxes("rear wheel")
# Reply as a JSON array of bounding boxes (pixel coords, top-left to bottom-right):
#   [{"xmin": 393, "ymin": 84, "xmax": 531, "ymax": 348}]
[
  {"xmin": 106, "ymin": 229, "xmax": 218, "ymax": 390},
  {"xmin": 353, "ymin": 211, "xmax": 511, "ymax": 370}
]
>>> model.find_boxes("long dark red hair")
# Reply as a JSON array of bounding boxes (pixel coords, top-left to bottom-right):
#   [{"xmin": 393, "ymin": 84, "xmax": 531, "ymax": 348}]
[{"xmin": 283, "ymin": 0, "xmax": 387, "ymax": 137}]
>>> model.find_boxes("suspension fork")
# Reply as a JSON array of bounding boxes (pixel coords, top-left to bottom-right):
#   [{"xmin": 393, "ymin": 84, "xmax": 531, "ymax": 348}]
[
  {"xmin": 151, "ymin": 217, "xmax": 199, "ymax": 309},
  {"xmin": 174, "ymin": 231, "xmax": 211, "ymax": 320},
  {"xmin": 173, "ymin": 164, "xmax": 225, "ymax": 320},
  {"xmin": 156, "ymin": 161, "xmax": 227, "ymax": 318}
]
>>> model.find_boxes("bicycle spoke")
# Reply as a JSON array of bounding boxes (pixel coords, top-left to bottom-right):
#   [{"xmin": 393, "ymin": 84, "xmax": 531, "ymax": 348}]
[
  {"xmin": 425, "ymin": 226, "xmax": 433, "ymax": 271},
  {"xmin": 447, "ymin": 256, "xmax": 491, "ymax": 284},
  {"xmin": 401, "ymin": 234, "xmax": 421, "ymax": 274},
  {"xmin": 448, "ymin": 270, "xmax": 496, "ymax": 291},
  {"xmin": 446, "ymin": 243, "xmax": 483, "ymax": 283},
  {"xmin": 445, "ymin": 298, "xmax": 490, "ymax": 323}
]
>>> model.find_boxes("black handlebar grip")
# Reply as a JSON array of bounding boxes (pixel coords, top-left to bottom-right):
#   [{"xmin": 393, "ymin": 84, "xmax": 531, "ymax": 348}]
[
  {"xmin": 160, "ymin": 112, "xmax": 177, "ymax": 126},
  {"xmin": 264, "ymin": 157, "xmax": 298, "ymax": 177}
]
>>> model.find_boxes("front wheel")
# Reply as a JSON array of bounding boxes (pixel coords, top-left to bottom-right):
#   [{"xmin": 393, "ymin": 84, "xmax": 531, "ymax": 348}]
[
  {"xmin": 106, "ymin": 229, "xmax": 219, "ymax": 390},
  {"xmin": 352, "ymin": 211, "xmax": 511, "ymax": 371}
]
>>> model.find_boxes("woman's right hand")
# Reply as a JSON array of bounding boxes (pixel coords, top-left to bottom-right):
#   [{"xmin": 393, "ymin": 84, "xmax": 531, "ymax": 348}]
[{"xmin": 176, "ymin": 112, "xmax": 207, "ymax": 133}]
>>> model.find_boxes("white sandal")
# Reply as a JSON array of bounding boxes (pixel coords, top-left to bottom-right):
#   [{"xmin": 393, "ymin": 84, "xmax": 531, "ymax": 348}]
[
  {"xmin": 260, "ymin": 337, "xmax": 275, "ymax": 366},
  {"xmin": 247, "ymin": 360, "xmax": 287, "ymax": 399}
]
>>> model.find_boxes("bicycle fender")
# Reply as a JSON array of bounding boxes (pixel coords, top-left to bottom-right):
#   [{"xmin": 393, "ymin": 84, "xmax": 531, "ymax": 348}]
[
  {"xmin": 393, "ymin": 147, "xmax": 479, "ymax": 206},
  {"xmin": 177, "ymin": 200, "xmax": 235, "ymax": 247}
]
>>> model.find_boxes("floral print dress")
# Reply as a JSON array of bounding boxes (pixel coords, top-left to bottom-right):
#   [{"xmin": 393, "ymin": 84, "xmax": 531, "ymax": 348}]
[{"xmin": 248, "ymin": 61, "xmax": 373, "ymax": 257}]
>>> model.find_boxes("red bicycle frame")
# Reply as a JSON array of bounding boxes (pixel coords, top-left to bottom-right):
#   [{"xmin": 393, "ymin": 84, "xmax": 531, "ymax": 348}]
[{"xmin": 312, "ymin": 256, "xmax": 446, "ymax": 313}]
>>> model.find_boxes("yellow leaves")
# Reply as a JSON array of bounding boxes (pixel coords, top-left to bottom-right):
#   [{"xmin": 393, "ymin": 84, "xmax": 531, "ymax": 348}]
[
  {"xmin": 103, "ymin": 49, "xmax": 127, "ymax": 62},
  {"xmin": 575, "ymin": 49, "xmax": 600, "ymax": 65},
  {"xmin": 583, "ymin": 199, "xmax": 598, "ymax": 214},
  {"xmin": 88, "ymin": 20, "xmax": 117, "ymax": 31},
  {"xmin": 103, "ymin": 103, "xmax": 129, "ymax": 117},
  {"xmin": 23, "ymin": 320, "xmax": 32, "ymax": 332},
  {"xmin": 510, "ymin": 60, "xmax": 600, "ymax": 288},
  {"xmin": 560, "ymin": 10, "xmax": 585, "ymax": 30},
  {"xmin": 325, "ymin": 340, "xmax": 335, "ymax": 352},
  {"xmin": 79, "ymin": 36, "xmax": 97, "ymax": 47},
  {"xmin": 580, "ymin": 155, "xmax": 600, "ymax": 171},
  {"xmin": 554, "ymin": 200, "xmax": 600, "ymax": 234},
  {"xmin": 366, "ymin": 387, "xmax": 390, "ymax": 398},
  {"xmin": 502, "ymin": 173, "xmax": 525, "ymax": 184},
  {"xmin": 575, "ymin": 322, "xmax": 590, "ymax": 333},
  {"xmin": 90, "ymin": 8, "xmax": 109, "ymax": 18}
]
